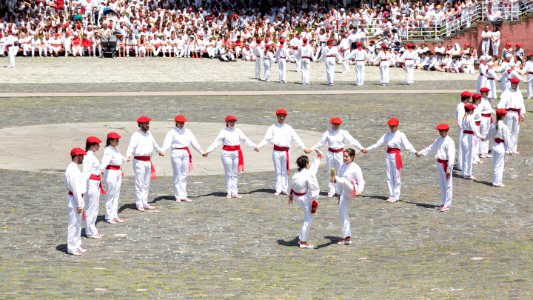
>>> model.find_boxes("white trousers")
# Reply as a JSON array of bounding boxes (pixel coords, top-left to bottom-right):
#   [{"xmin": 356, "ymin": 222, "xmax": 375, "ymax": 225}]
[
  {"xmin": 255, "ymin": 58, "xmax": 262, "ymax": 79},
  {"xmin": 336, "ymin": 177, "xmax": 355, "ymax": 238},
  {"xmin": 326, "ymin": 151, "xmax": 343, "ymax": 194},
  {"xmin": 278, "ymin": 59, "xmax": 287, "ymax": 82},
  {"xmin": 457, "ymin": 127, "xmax": 463, "ymax": 169},
  {"xmin": 481, "ymin": 40, "xmax": 490, "ymax": 56},
  {"xmin": 133, "ymin": 159, "xmax": 151, "ymax": 208},
  {"xmin": 385, "ymin": 153, "xmax": 401, "ymax": 199},
  {"xmin": 104, "ymin": 169, "xmax": 122, "ymax": 221},
  {"xmin": 405, "ymin": 63, "xmax": 415, "ymax": 84},
  {"xmin": 379, "ymin": 64, "xmax": 390, "ymax": 84},
  {"xmin": 272, "ymin": 150, "xmax": 289, "ymax": 193},
  {"xmin": 294, "ymin": 195, "xmax": 313, "ymax": 242},
  {"xmin": 527, "ymin": 75, "xmax": 533, "ymax": 98},
  {"xmin": 461, "ymin": 133, "xmax": 475, "ymax": 177},
  {"xmin": 85, "ymin": 179, "xmax": 100, "ymax": 237},
  {"xmin": 436, "ymin": 162, "xmax": 453, "ymax": 206},
  {"xmin": 171, "ymin": 149, "xmax": 190, "ymax": 199},
  {"xmin": 295, "ymin": 53, "xmax": 301, "ymax": 71},
  {"xmin": 480, "ymin": 117, "xmax": 491, "ymax": 154},
  {"xmin": 67, "ymin": 195, "xmax": 82, "ymax": 253},
  {"xmin": 355, "ymin": 62, "xmax": 365, "ymax": 86},
  {"xmin": 221, "ymin": 150, "xmax": 239, "ymax": 195},
  {"xmin": 342, "ymin": 55, "xmax": 350, "ymax": 72},
  {"xmin": 301, "ymin": 58, "xmax": 311, "ymax": 84},
  {"xmin": 473, "ymin": 131, "xmax": 480, "ymax": 163},
  {"xmin": 8, "ymin": 47, "xmax": 17, "ymax": 68},
  {"xmin": 325, "ymin": 58, "xmax": 335, "ymax": 84},
  {"xmin": 492, "ymin": 142, "xmax": 505, "ymax": 185},
  {"xmin": 505, "ymin": 112, "xmax": 520, "ymax": 152}
]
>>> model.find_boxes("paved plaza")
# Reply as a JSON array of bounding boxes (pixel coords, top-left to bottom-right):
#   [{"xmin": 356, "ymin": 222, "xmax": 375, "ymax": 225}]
[{"xmin": 0, "ymin": 58, "xmax": 532, "ymax": 298}]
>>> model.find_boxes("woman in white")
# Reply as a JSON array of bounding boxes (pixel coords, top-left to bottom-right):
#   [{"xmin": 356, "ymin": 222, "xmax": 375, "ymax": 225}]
[
  {"xmin": 486, "ymin": 109, "xmax": 511, "ymax": 187},
  {"xmin": 203, "ymin": 115, "xmax": 257, "ymax": 198},
  {"xmin": 288, "ymin": 153, "xmax": 321, "ymax": 249},
  {"xmin": 330, "ymin": 148, "xmax": 365, "ymax": 245},
  {"xmin": 100, "ymin": 132, "xmax": 127, "ymax": 224},
  {"xmin": 362, "ymin": 118, "xmax": 417, "ymax": 203},
  {"xmin": 161, "ymin": 115, "xmax": 204, "ymax": 202},
  {"xmin": 310, "ymin": 117, "xmax": 363, "ymax": 197},
  {"xmin": 461, "ymin": 104, "xmax": 484, "ymax": 179},
  {"xmin": 82, "ymin": 136, "xmax": 105, "ymax": 239}
]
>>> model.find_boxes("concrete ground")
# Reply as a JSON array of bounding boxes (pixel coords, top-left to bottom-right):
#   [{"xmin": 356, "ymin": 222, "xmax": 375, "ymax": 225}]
[{"xmin": 0, "ymin": 57, "xmax": 532, "ymax": 298}]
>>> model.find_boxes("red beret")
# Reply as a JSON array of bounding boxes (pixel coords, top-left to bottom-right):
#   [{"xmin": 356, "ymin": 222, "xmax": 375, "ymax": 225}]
[
  {"xmin": 256, "ymin": 38, "xmax": 261, "ymax": 43},
  {"xmin": 510, "ymin": 77, "xmax": 520, "ymax": 84},
  {"xmin": 137, "ymin": 116, "xmax": 151, "ymax": 123},
  {"xmin": 107, "ymin": 132, "xmax": 121, "ymax": 139},
  {"xmin": 302, "ymin": 38, "xmax": 308, "ymax": 43},
  {"xmin": 224, "ymin": 115, "xmax": 238, "ymax": 122},
  {"xmin": 506, "ymin": 42, "xmax": 511, "ymax": 47},
  {"xmin": 175, "ymin": 114, "xmax": 188, "ymax": 122},
  {"xmin": 464, "ymin": 43, "xmax": 470, "ymax": 47},
  {"xmin": 460, "ymin": 91, "xmax": 471, "ymax": 98},
  {"xmin": 327, "ymin": 38, "xmax": 334, "ymax": 44},
  {"xmin": 435, "ymin": 124, "xmax": 449, "ymax": 131},
  {"xmin": 70, "ymin": 147, "xmax": 87, "ymax": 156},
  {"xmin": 516, "ymin": 43, "xmax": 522, "ymax": 47},
  {"xmin": 471, "ymin": 93, "xmax": 482, "ymax": 100},
  {"xmin": 330, "ymin": 117, "xmax": 343, "ymax": 124},
  {"xmin": 381, "ymin": 43, "xmax": 388, "ymax": 49},
  {"xmin": 464, "ymin": 103, "xmax": 476, "ymax": 110},
  {"xmin": 495, "ymin": 108, "xmax": 507, "ymax": 116},
  {"xmin": 279, "ymin": 39, "xmax": 285, "ymax": 44},
  {"xmin": 387, "ymin": 118, "xmax": 399, "ymax": 126},
  {"xmin": 529, "ymin": 52, "xmax": 533, "ymax": 57},
  {"xmin": 356, "ymin": 41, "xmax": 362, "ymax": 46},
  {"xmin": 479, "ymin": 87, "xmax": 490, "ymax": 93},
  {"xmin": 276, "ymin": 108, "xmax": 288, "ymax": 115},
  {"xmin": 86, "ymin": 136, "xmax": 102, "ymax": 144}
]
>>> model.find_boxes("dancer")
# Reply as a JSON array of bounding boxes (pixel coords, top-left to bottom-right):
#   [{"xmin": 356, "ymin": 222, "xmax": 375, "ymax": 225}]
[
  {"xmin": 486, "ymin": 109, "xmax": 511, "ymax": 187},
  {"xmin": 461, "ymin": 103, "xmax": 484, "ymax": 179},
  {"xmin": 456, "ymin": 91, "xmax": 471, "ymax": 171},
  {"xmin": 100, "ymin": 132, "xmax": 127, "ymax": 224},
  {"xmin": 65, "ymin": 148, "xmax": 87, "ymax": 256},
  {"xmin": 82, "ymin": 136, "xmax": 105, "ymax": 238},
  {"xmin": 497, "ymin": 77, "xmax": 526, "ymax": 154}
]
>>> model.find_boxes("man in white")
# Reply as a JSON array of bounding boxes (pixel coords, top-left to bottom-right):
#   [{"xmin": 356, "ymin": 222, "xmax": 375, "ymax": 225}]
[
  {"xmin": 344, "ymin": 42, "xmax": 367, "ymax": 86},
  {"xmin": 311, "ymin": 117, "xmax": 363, "ymax": 197},
  {"xmin": 319, "ymin": 39, "xmax": 342, "ymax": 86},
  {"xmin": 253, "ymin": 38, "xmax": 264, "ymax": 80},
  {"xmin": 65, "ymin": 148, "xmax": 87, "ymax": 256},
  {"xmin": 478, "ymin": 88, "xmax": 495, "ymax": 158},
  {"xmin": 416, "ymin": 124, "xmax": 456, "ymax": 212},
  {"xmin": 126, "ymin": 116, "xmax": 164, "ymax": 211},
  {"xmin": 275, "ymin": 40, "xmax": 290, "ymax": 83},
  {"xmin": 256, "ymin": 109, "xmax": 310, "ymax": 195},
  {"xmin": 497, "ymin": 78, "xmax": 526, "ymax": 154},
  {"xmin": 5, "ymin": 31, "xmax": 18, "ymax": 69},
  {"xmin": 522, "ymin": 54, "xmax": 533, "ymax": 99},
  {"xmin": 296, "ymin": 38, "xmax": 314, "ymax": 85},
  {"xmin": 456, "ymin": 91, "xmax": 471, "ymax": 171},
  {"xmin": 401, "ymin": 43, "xmax": 419, "ymax": 85}
]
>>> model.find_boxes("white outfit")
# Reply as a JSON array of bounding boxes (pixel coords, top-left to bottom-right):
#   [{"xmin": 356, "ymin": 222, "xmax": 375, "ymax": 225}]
[
  {"xmin": 205, "ymin": 127, "xmax": 257, "ymax": 196},
  {"xmin": 253, "ymin": 46, "xmax": 264, "ymax": 80},
  {"xmin": 456, "ymin": 101, "xmax": 466, "ymax": 170},
  {"xmin": 126, "ymin": 130, "xmax": 162, "ymax": 208},
  {"xmin": 477, "ymin": 63, "xmax": 488, "ymax": 92},
  {"xmin": 401, "ymin": 50, "xmax": 419, "ymax": 84},
  {"xmin": 320, "ymin": 46, "xmax": 341, "ymax": 85},
  {"xmin": 275, "ymin": 47, "xmax": 290, "ymax": 83},
  {"xmin": 311, "ymin": 129, "xmax": 364, "ymax": 195},
  {"xmin": 374, "ymin": 50, "xmax": 393, "ymax": 84},
  {"xmin": 366, "ymin": 131, "xmax": 417, "ymax": 200},
  {"xmin": 418, "ymin": 135, "xmax": 455, "ymax": 207},
  {"xmin": 335, "ymin": 162, "xmax": 365, "ymax": 239},
  {"xmin": 483, "ymin": 67, "xmax": 498, "ymax": 99},
  {"xmin": 461, "ymin": 114, "xmax": 484, "ymax": 178},
  {"xmin": 345, "ymin": 48, "xmax": 368, "ymax": 86},
  {"xmin": 5, "ymin": 35, "xmax": 18, "ymax": 68},
  {"xmin": 100, "ymin": 145, "xmax": 126, "ymax": 222},
  {"xmin": 523, "ymin": 60, "xmax": 533, "ymax": 98},
  {"xmin": 65, "ymin": 162, "xmax": 85, "ymax": 254},
  {"xmin": 289, "ymin": 158, "xmax": 320, "ymax": 242},
  {"xmin": 161, "ymin": 127, "xmax": 203, "ymax": 200},
  {"xmin": 487, "ymin": 121, "xmax": 511, "ymax": 186},
  {"xmin": 478, "ymin": 98, "xmax": 494, "ymax": 155},
  {"xmin": 82, "ymin": 150, "xmax": 102, "ymax": 237},
  {"xmin": 297, "ymin": 44, "xmax": 314, "ymax": 85},
  {"xmin": 257, "ymin": 122, "xmax": 306, "ymax": 194},
  {"xmin": 498, "ymin": 87, "xmax": 526, "ymax": 153}
]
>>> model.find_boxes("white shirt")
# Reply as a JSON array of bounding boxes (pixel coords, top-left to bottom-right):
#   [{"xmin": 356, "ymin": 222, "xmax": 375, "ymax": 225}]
[
  {"xmin": 297, "ymin": 44, "xmax": 314, "ymax": 60},
  {"xmin": 289, "ymin": 158, "xmax": 320, "ymax": 199},
  {"xmin": 456, "ymin": 102, "xmax": 466, "ymax": 127},
  {"xmin": 82, "ymin": 150, "xmax": 101, "ymax": 179},
  {"xmin": 100, "ymin": 146, "xmax": 126, "ymax": 171},
  {"xmin": 479, "ymin": 99, "xmax": 493, "ymax": 115},
  {"xmin": 345, "ymin": 48, "xmax": 367, "ymax": 62},
  {"xmin": 418, "ymin": 135, "xmax": 456, "ymax": 172},
  {"xmin": 161, "ymin": 127, "xmax": 203, "ymax": 153},
  {"xmin": 367, "ymin": 131, "xmax": 416, "ymax": 153},
  {"xmin": 206, "ymin": 127, "xmax": 257, "ymax": 153},
  {"xmin": 498, "ymin": 88, "xmax": 526, "ymax": 116},
  {"xmin": 338, "ymin": 162, "xmax": 365, "ymax": 194},
  {"xmin": 487, "ymin": 121, "xmax": 511, "ymax": 151},
  {"xmin": 400, "ymin": 49, "xmax": 418, "ymax": 64},
  {"xmin": 126, "ymin": 130, "xmax": 162, "ymax": 157},
  {"xmin": 462, "ymin": 114, "xmax": 483, "ymax": 138},
  {"xmin": 257, "ymin": 122, "xmax": 305, "ymax": 149},
  {"xmin": 311, "ymin": 129, "xmax": 363, "ymax": 151},
  {"xmin": 320, "ymin": 46, "xmax": 341, "ymax": 61},
  {"xmin": 65, "ymin": 162, "xmax": 85, "ymax": 209}
]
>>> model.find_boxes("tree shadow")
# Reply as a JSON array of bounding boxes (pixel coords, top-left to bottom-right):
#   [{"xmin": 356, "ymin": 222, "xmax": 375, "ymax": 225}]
[
  {"xmin": 401, "ymin": 200, "xmax": 440, "ymax": 209},
  {"xmin": 276, "ymin": 236, "xmax": 300, "ymax": 247},
  {"xmin": 55, "ymin": 244, "xmax": 68, "ymax": 254},
  {"xmin": 316, "ymin": 236, "xmax": 344, "ymax": 249}
]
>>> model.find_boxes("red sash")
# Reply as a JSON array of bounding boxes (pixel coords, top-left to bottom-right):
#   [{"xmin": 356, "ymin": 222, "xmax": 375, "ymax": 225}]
[
  {"xmin": 350, "ymin": 180, "xmax": 357, "ymax": 198},
  {"xmin": 175, "ymin": 147, "xmax": 192, "ymax": 172},
  {"xmin": 222, "ymin": 145, "xmax": 244, "ymax": 172},
  {"xmin": 134, "ymin": 156, "xmax": 156, "ymax": 180},
  {"xmin": 311, "ymin": 200, "xmax": 318, "ymax": 214},
  {"xmin": 273, "ymin": 145, "xmax": 290, "ymax": 175},
  {"xmin": 386, "ymin": 148, "xmax": 402, "ymax": 170},
  {"xmin": 475, "ymin": 121, "xmax": 481, "ymax": 126},
  {"xmin": 494, "ymin": 138, "xmax": 505, "ymax": 144},
  {"xmin": 507, "ymin": 108, "xmax": 520, "ymax": 113},
  {"xmin": 328, "ymin": 147, "xmax": 344, "ymax": 153},
  {"xmin": 463, "ymin": 130, "xmax": 474, "ymax": 134},
  {"xmin": 106, "ymin": 165, "xmax": 121, "ymax": 170},
  {"xmin": 437, "ymin": 159, "xmax": 450, "ymax": 180},
  {"xmin": 290, "ymin": 189, "xmax": 306, "ymax": 197},
  {"xmin": 89, "ymin": 174, "xmax": 106, "ymax": 195}
]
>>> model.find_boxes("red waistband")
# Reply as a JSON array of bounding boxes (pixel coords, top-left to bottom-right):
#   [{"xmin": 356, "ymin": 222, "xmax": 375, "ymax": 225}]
[
  {"xmin": 222, "ymin": 145, "xmax": 241, "ymax": 151},
  {"xmin": 386, "ymin": 148, "xmax": 401, "ymax": 154},
  {"xmin": 302, "ymin": 56, "xmax": 311, "ymax": 59},
  {"xmin": 463, "ymin": 130, "xmax": 474, "ymax": 134},
  {"xmin": 475, "ymin": 121, "xmax": 481, "ymax": 126},
  {"xmin": 381, "ymin": 59, "xmax": 388, "ymax": 61},
  {"xmin": 326, "ymin": 55, "xmax": 336, "ymax": 57},
  {"xmin": 174, "ymin": 147, "xmax": 190, "ymax": 150},
  {"xmin": 134, "ymin": 156, "xmax": 151, "ymax": 161},
  {"xmin": 356, "ymin": 59, "xmax": 365, "ymax": 61},
  {"xmin": 328, "ymin": 147, "xmax": 344, "ymax": 153},
  {"xmin": 481, "ymin": 113, "xmax": 492, "ymax": 117},
  {"xmin": 279, "ymin": 56, "xmax": 286, "ymax": 59},
  {"xmin": 106, "ymin": 165, "xmax": 121, "ymax": 170},
  {"xmin": 507, "ymin": 108, "xmax": 520, "ymax": 112},
  {"xmin": 405, "ymin": 58, "xmax": 413, "ymax": 60},
  {"xmin": 528, "ymin": 72, "xmax": 533, "ymax": 74},
  {"xmin": 290, "ymin": 189, "xmax": 306, "ymax": 197},
  {"xmin": 68, "ymin": 191, "xmax": 73, "ymax": 196},
  {"xmin": 437, "ymin": 159, "xmax": 448, "ymax": 163},
  {"xmin": 89, "ymin": 174, "xmax": 101, "ymax": 181},
  {"xmin": 495, "ymin": 138, "xmax": 505, "ymax": 144},
  {"xmin": 487, "ymin": 78, "xmax": 494, "ymax": 80},
  {"xmin": 273, "ymin": 145, "xmax": 290, "ymax": 151}
]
